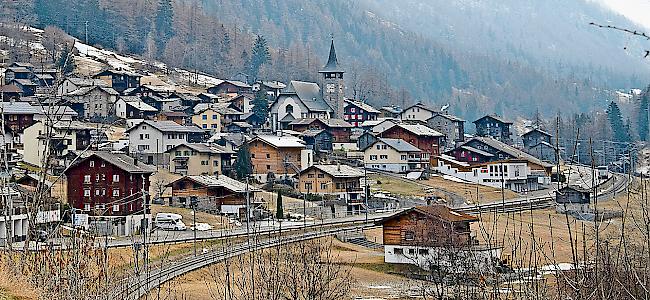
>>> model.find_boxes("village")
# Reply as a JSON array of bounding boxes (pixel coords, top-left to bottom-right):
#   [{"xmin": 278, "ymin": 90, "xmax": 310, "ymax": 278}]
[{"xmin": 0, "ymin": 25, "xmax": 641, "ymax": 300}]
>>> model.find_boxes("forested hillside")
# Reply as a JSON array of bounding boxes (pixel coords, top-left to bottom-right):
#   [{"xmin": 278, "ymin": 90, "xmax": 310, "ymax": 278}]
[{"xmin": 4, "ymin": 0, "xmax": 643, "ymax": 120}]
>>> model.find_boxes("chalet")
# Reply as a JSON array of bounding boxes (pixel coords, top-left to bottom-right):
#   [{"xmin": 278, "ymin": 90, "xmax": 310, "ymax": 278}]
[
  {"xmin": 166, "ymin": 143, "xmax": 234, "ymax": 176},
  {"xmin": 289, "ymin": 118, "xmax": 353, "ymax": 144},
  {"xmin": 344, "ymin": 99, "xmax": 379, "ymax": 127},
  {"xmin": 35, "ymin": 105, "xmax": 79, "ymax": 121},
  {"xmin": 193, "ymin": 103, "xmax": 243, "ymax": 127},
  {"xmin": 298, "ymin": 164, "xmax": 365, "ymax": 213},
  {"xmin": 526, "ymin": 141, "xmax": 558, "ymax": 164},
  {"xmin": 377, "ymin": 123, "xmax": 444, "ymax": 163},
  {"xmin": 4, "ymin": 67, "xmax": 32, "ymax": 85},
  {"xmin": 207, "ymin": 80, "xmax": 252, "ymax": 95},
  {"xmin": 380, "ymin": 105, "xmax": 402, "ymax": 118},
  {"xmin": 378, "ymin": 205, "xmax": 500, "ymax": 272},
  {"xmin": 229, "ymin": 94, "xmax": 253, "ymax": 114},
  {"xmin": 197, "ymin": 92, "xmax": 220, "ymax": 103},
  {"xmin": 400, "ymin": 102, "xmax": 437, "ymax": 122},
  {"xmin": 93, "ymin": 69, "xmax": 142, "ymax": 93},
  {"xmin": 252, "ymin": 80, "xmax": 286, "ymax": 99},
  {"xmin": 427, "ymin": 113, "xmax": 465, "ymax": 149},
  {"xmin": 170, "ymin": 93, "xmax": 202, "ymax": 108},
  {"xmin": 11, "ymin": 79, "xmax": 37, "ymax": 97},
  {"xmin": 433, "ymin": 156, "xmax": 541, "ymax": 192},
  {"xmin": 240, "ymin": 112, "xmax": 266, "ymax": 128},
  {"xmin": 247, "ymin": 135, "xmax": 311, "ymax": 182},
  {"xmin": 23, "ymin": 120, "xmax": 95, "ymax": 169},
  {"xmin": 269, "ymin": 80, "xmax": 333, "ymax": 131},
  {"xmin": 57, "ymin": 77, "xmax": 107, "ymax": 95},
  {"xmin": 33, "ymin": 73, "xmax": 55, "ymax": 86},
  {"xmin": 157, "ymin": 111, "xmax": 188, "ymax": 125},
  {"xmin": 115, "ymin": 96, "xmax": 158, "ymax": 119},
  {"xmin": 0, "ymin": 102, "xmax": 39, "ymax": 147},
  {"xmin": 522, "ymin": 128, "xmax": 552, "ymax": 148},
  {"xmin": 126, "ymin": 120, "xmax": 206, "ymax": 166},
  {"xmin": 192, "ymin": 107, "xmax": 222, "ymax": 131},
  {"xmin": 65, "ymin": 152, "xmax": 154, "ymax": 236},
  {"xmin": 167, "ymin": 175, "xmax": 261, "ymax": 218},
  {"xmin": 64, "ymin": 85, "xmax": 119, "ymax": 120},
  {"xmin": 356, "ymin": 131, "xmax": 378, "ymax": 151},
  {"xmin": 300, "ymin": 129, "xmax": 333, "ymax": 152},
  {"xmin": 364, "ymin": 138, "xmax": 424, "ymax": 173},
  {"xmin": 473, "ymin": 115, "xmax": 513, "ymax": 143},
  {"xmin": 0, "ymin": 84, "xmax": 23, "ymax": 101}
]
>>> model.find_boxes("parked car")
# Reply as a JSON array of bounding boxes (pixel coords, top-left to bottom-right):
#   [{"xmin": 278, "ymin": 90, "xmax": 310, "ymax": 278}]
[{"xmin": 154, "ymin": 213, "xmax": 187, "ymax": 231}]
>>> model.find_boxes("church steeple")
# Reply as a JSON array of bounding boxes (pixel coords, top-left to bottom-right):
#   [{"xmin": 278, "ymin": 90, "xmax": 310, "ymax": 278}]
[{"xmin": 320, "ymin": 37, "xmax": 345, "ymax": 119}]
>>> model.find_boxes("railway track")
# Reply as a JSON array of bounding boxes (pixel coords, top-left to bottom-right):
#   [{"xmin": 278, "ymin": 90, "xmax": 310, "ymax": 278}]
[{"xmin": 113, "ymin": 221, "xmax": 379, "ymax": 300}]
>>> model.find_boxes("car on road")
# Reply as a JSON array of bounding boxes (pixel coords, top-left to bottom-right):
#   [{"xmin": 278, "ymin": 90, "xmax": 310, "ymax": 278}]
[
  {"xmin": 190, "ymin": 223, "xmax": 213, "ymax": 231},
  {"xmin": 155, "ymin": 213, "xmax": 187, "ymax": 231}
]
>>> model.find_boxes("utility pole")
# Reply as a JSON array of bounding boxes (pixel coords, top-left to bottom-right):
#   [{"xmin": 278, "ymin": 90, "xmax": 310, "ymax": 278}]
[
  {"xmin": 191, "ymin": 196, "xmax": 197, "ymax": 256},
  {"xmin": 84, "ymin": 21, "xmax": 89, "ymax": 45},
  {"xmin": 141, "ymin": 174, "xmax": 149, "ymax": 293},
  {"xmin": 245, "ymin": 176, "xmax": 251, "ymax": 241},
  {"xmin": 304, "ymin": 177, "xmax": 309, "ymax": 230},
  {"xmin": 364, "ymin": 157, "xmax": 368, "ymax": 225}
]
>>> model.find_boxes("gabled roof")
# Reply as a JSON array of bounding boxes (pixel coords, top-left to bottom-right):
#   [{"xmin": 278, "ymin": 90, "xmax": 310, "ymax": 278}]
[
  {"xmin": 300, "ymin": 129, "xmax": 329, "ymax": 137},
  {"xmin": 10, "ymin": 62, "xmax": 33, "ymax": 69},
  {"xmin": 6, "ymin": 67, "xmax": 31, "ymax": 73},
  {"xmin": 280, "ymin": 113, "xmax": 296, "ymax": 123},
  {"xmin": 345, "ymin": 99, "xmax": 380, "ymax": 113},
  {"xmin": 381, "ymin": 106, "xmax": 402, "ymax": 114},
  {"xmin": 126, "ymin": 120, "xmax": 203, "ymax": 133},
  {"xmin": 558, "ymin": 185, "xmax": 591, "ymax": 194},
  {"xmin": 372, "ymin": 138, "xmax": 420, "ymax": 153},
  {"xmin": 301, "ymin": 164, "xmax": 364, "ymax": 178},
  {"xmin": 169, "ymin": 175, "xmax": 260, "ymax": 193},
  {"xmin": 429, "ymin": 113, "xmax": 465, "ymax": 122},
  {"xmin": 68, "ymin": 152, "xmax": 155, "ymax": 174},
  {"xmin": 165, "ymin": 143, "xmax": 234, "ymax": 154},
  {"xmin": 465, "ymin": 136, "xmax": 553, "ymax": 167},
  {"xmin": 161, "ymin": 111, "xmax": 188, "ymax": 118},
  {"xmin": 0, "ymin": 84, "xmax": 22, "ymax": 93},
  {"xmin": 459, "ymin": 145, "xmax": 494, "ymax": 157},
  {"xmin": 403, "ymin": 102, "xmax": 437, "ymax": 113},
  {"xmin": 528, "ymin": 141, "xmax": 558, "ymax": 150},
  {"xmin": 38, "ymin": 105, "xmax": 78, "ymax": 117},
  {"xmin": 378, "ymin": 205, "xmax": 478, "ymax": 225},
  {"xmin": 289, "ymin": 118, "xmax": 352, "ymax": 128},
  {"xmin": 319, "ymin": 39, "xmax": 343, "ymax": 73},
  {"xmin": 0, "ymin": 102, "xmax": 40, "ymax": 115},
  {"xmin": 228, "ymin": 121, "xmax": 252, "ymax": 129},
  {"xmin": 259, "ymin": 81, "xmax": 286, "ymax": 89},
  {"xmin": 95, "ymin": 69, "xmax": 142, "ymax": 78},
  {"xmin": 11, "ymin": 79, "xmax": 37, "ymax": 86},
  {"xmin": 473, "ymin": 114, "xmax": 513, "ymax": 125},
  {"xmin": 280, "ymin": 81, "xmax": 332, "ymax": 112},
  {"xmin": 211, "ymin": 80, "xmax": 251, "ymax": 89},
  {"xmin": 141, "ymin": 84, "xmax": 176, "ymax": 93},
  {"xmin": 66, "ymin": 85, "xmax": 118, "ymax": 96},
  {"xmin": 383, "ymin": 123, "xmax": 444, "ymax": 137},
  {"xmin": 119, "ymin": 96, "xmax": 157, "ymax": 112},
  {"xmin": 523, "ymin": 128, "xmax": 551, "ymax": 138},
  {"xmin": 250, "ymin": 135, "xmax": 305, "ymax": 148}
]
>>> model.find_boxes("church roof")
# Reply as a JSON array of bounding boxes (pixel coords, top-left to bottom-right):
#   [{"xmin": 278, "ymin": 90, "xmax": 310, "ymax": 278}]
[
  {"xmin": 319, "ymin": 39, "xmax": 344, "ymax": 73},
  {"xmin": 281, "ymin": 81, "xmax": 332, "ymax": 112}
]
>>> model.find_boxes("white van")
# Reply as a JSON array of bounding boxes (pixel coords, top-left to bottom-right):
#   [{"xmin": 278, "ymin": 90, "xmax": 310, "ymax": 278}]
[{"xmin": 155, "ymin": 213, "xmax": 187, "ymax": 231}]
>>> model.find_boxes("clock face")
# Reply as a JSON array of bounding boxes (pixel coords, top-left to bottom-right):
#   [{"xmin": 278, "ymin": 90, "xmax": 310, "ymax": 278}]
[{"xmin": 326, "ymin": 83, "xmax": 335, "ymax": 93}]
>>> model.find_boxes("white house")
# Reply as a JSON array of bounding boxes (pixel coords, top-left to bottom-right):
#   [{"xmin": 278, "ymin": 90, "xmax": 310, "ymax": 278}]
[
  {"xmin": 57, "ymin": 77, "xmax": 107, "ymax": 95},
  {"xmin": 115, "ymin": 96, "xmax": 158, "ymax": 119},
  {"xmin": 64, "ymin": 85, "xmax": 119, "ymax": 119},
  {"xmin": 433, "ymin": 155, "xmax": 538, "ymax": 192},
  {"xmin": 364, "ymin": 138, "xmax": 424, "ymax": 173},
  {"xmin": 269, "ymin": 80, "xmax": 333, "ymax": 131},
  {"xmin": 399, "ymin": 102, "xmax": 438, "ymax": 123},
  {"xmin": 126, "ymin": 120, "xmax": 205, "ymax": 166},
  {"xmin": 22, "ymin": 120, "xmax": 95, "ymax": 168}
]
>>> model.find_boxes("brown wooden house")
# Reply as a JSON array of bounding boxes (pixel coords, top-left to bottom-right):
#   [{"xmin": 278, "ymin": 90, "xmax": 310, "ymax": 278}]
[
  {"xmin": 207, "ymin": 80, "xmax": 252, "ymax": 95},
  {"xmin": 378, "ymin": 123, "xmax": 444, "ymax": 164},
  {"xmin": 289, "ymin": 118, "xmax": 353, "ymax": 143},
  {"xmin": 297, "ymin": 164, "xmax": 365, "ymax": 213},
  {"xmin": 247, "ymin": 135, "xmax": 306, "ymax": 182},
  {"xmin": 167, "ymin": 175, "xmax": 261, "ymax": 218}
]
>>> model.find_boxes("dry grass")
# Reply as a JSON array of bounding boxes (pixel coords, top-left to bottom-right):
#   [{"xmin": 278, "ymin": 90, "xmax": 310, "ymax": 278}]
[
  {"xmin": 149, "ymin": 204, "xmax": 230, "ymax": 228},
  {"xmin": 0, "ymin": 265, "xmax": 39, "ymax": 300}
]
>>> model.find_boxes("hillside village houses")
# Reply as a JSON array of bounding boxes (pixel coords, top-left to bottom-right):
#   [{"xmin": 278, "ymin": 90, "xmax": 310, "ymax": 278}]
[
  {"xmin": 127, "ymin": 120, "xmax": 206, "ymax": 166},
  {"xmin": 166, "ymin": 143, "xmax": 234, "ymax": 176}
]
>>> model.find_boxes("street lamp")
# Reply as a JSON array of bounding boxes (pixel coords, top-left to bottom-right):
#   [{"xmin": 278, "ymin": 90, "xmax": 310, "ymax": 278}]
[{"xmin": 190, "ymin": 195, "xmax": 198, "ymax": 256}]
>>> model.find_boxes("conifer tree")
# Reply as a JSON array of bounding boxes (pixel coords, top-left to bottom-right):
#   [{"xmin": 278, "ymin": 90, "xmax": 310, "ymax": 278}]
[
  {"xmin": 250, "ymin": 35, "xmax": 271, "ymax": 81},
  {"xmin": 276, "ymin": 190, "xmax": 284, "ymax": 219},
  {"xmin": 233, "ymin": 144, "xmax": 252, "ymax": 180}
]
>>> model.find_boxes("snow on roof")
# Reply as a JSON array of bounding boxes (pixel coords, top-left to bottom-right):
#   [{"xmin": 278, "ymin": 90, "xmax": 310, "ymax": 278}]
[
  {"xmin": 252, "ymin": 135, "xmax": 305, "ymax": 148},
  {"xmin": 305, "ymin": 164, "xmax": 365, "ymax": 178}
]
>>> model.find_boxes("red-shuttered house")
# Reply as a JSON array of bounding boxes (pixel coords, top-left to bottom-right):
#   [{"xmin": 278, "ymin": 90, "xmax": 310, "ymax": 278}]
[
  {"xmin": 378, "ymin": 123, "xmax": 445, "ymax": 165},
  {"xmin": 65, "ymin": 152, "xmax": 155, "ymax": 235}
]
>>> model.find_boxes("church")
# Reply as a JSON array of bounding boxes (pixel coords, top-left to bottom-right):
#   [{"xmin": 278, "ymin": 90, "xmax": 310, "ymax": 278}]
[{"xmin": 269, "ymin": 39, "xmax": 346, "ymax": 131}]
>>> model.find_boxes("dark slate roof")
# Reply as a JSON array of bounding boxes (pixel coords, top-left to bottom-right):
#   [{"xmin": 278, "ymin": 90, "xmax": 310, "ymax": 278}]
[
  {"xmin": 459, "ymin": 145, "xmax": 494, "ymax": 157},
  {"xmin": 0, "ymin": 102, "xmax": 40, "ymax": 114},
  {"xmin": 0, "ymin": 85, "xmax": 23, "ymax": 93},
  {"xmin": 127, "ymin": 120, "xmax": 203, "ymax": 133},
  {"xmin": 95, "ymin": 69, "xmax": 142, "ymax": 78},
  {"xmin": 523, "ymin": 128, "xmax": 552, "ymax": 138},
  {"xmin": 281, "ymin": 81, "xmax": 333, "ymax": 112},
  {"xmin": 378, "ymin": 205, "xmax": 478, "ymax": 225},
  {"xmin": 70, "ymin": 152, "xmax": 155, "ymax": 174},
  {"xmin": 300, "ymin": 129, "xmax": 328, "ymax": 137},
  {"xmin": 165, "ymin": 143, "xmax": 234, "ymax": 154},
  {"xmin": 429, "ymin": 113, "xmax": 465, "ymax": 122},
  {"xmin": 290, "ymin": 118, "xmax": 353, "ymax": 128},
  {"xmin": 376, "ymin": 138, "xmax": 421, "ymax": 152},
  {"xmin": 473, "ymin": 114, "xmax": 513, "ymax": 125},
  {"xmin": 319, "ymin": 39, "xmax": 343, "ymax": 73},
  {"xmin": 344, "ymin": 99, "xmax": 380, "ymax": 113},
  {"xmin": 466, "ymin": 136, "xmax": 553, "ymax": 167}
]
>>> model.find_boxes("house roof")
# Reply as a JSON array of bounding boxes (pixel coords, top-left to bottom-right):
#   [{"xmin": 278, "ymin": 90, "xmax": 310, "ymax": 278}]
[
  {"xmin": 345, "ymin": 99, "xmax": 380, "ymax": 113},
  {"xmin": 161, "ymin": 111, "xmax": 188, "ymax": 118},
  {"xmin": 259, "ymin": 81, "xmax": 286, "ymax": 89},
  {"xmin": 211, "ymin": 80, "xmax": 251, "ymax": 89},
  {"xmin": 383, "ymin": 123, "xmax": 444, "ymax": 137},
  {"xmin": 165, "ymin": 143, "xmax": 234, "ymax": 154},
  {"xmin": 127, "ymin": 120, "xmax": 203, "ymax": 133},
  {"xmin": 528, "ymin": 141, "xmax": 558, "ymax": 150},
  {"xmin": 523, "ymin": 128, "xmax": 552, "ymax": 138},
  {"xmin": 429, "ymin": 113, "xmax": 465, "ymax": 122},
  {"xmin": 69, "ymin": 152, "xmax": 155, "ymax": 174},
  {"xmin": 378, "ymin": 205, "xmax": 478, "ymax": 224},
  {"xmin": 17, "ymin": 173, "xmax": 53, "ymax": 188},
  {"xmin": 380, "ymin": 106, "xmax": 402, "ymax": 114},
  {"xmin": 289, "ymin": 118, "xmax": 353, "ymax": 128},
  {"xmin": 170, "ymin": 175, "xmax": 260, "ymax": 193},
  {"xmin": 0, "ymin": 84, "xmax": 22, "ymax": 93},
  {"xmin": 403, "ymin": 102, "xmax": 436, "ymax": 113},
  {"xmin": 142, "ymin": 84, "xmax": 176, "ymax": 93},
  {"xmin": 0, "ymin": 102, "xmax": 40, "ymax": 115},
  {"xmin": 12, "ymin": 79, "xmax": 37, "ymax": 86},
  {"xmin": 198, "ymin": 92, "xmax": 220, "ymax": 100},
  {"xmin": 10, "ymin": 62, "xmax": 33, "ymax": 69},
  {"xmin": 300, "ymin": 129, "xmax": 329, "ymax": 137},
  {"xmin": 473, "ymin": 114, "xmax": 513, "ymax": 125},
  {"xmin": 466, "ymin": 137, "xmax": 553, "ymax": 167},
  {"xmin": 558, "ymin": 185, "xmax": 591, "ymax": 194},
  {"xmin": 66, "ymin": 77, "xmax": 108, "ymax": 87},
  {"xmin": 228, "ymin": 122, "xmax": 252, "ymax": 128},
  {"xmin": 280, "ymin": 113, "xmax": 296, "ymax": 122},
  {"xmin": 459, "ymin": 145, "xmax": 495, "ymax": 157},
  {"xmin": 319, "ymin": 39, "xmax": 343, "ymax": 73},
  {"xmin": 7, "ymin": 67, "xmax": 31, "ymax": 73},
  {"xmin": 34, "ymin": 73, "xmax": 54, "ymax": 80},
  {"xmin": 374, "ymin": 138, "xmax": 420, "ymax": 153},
  {"xmin": 436, "ymin": 154, "xmax": 471, "ymax": 167},
  {"xmin": 95, "ymin": 69, "xmax": 142, "ymax": 78},
  {"xmin": 251, "ymin": 135, "xmax": 305, "ymax": 148},
  {"xmin": 66, "ymin": 85, "xmax": 119, "ymax": 96},
  {"xmin": 280, "ymin": 81, "xmax": 332, "ymax": 112},
  {"xmin": 302, "ymin": 164, "xmax": 364, "ymax": 178},
  {"xmin": 39, "ymin": 105, "xmax": 78, "ymax": 117},
  {"xmin": 120, "ymin": 97, "xmax": 157, "ymax": 112}
]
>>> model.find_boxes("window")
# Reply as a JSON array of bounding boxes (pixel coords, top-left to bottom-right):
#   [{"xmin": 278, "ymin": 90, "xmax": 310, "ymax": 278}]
[
  {"xmin": 202, "ymin": 124, "xmax": 208, "ymax": 129},
  {"xmin": 84, "ymin": 175, "xmax": 91, "ymax": 183},
  {"xmin": 113, "ymin": 204, "xmax": 120, "ymax": 212},
  {"xmin": 251, "ymin": 154, "xmax": 256, "ymax": 158},
  {"xmin": 318, "ymin": 173, "xmax": 325, "ymax": 178},
  {"xmin": 401, "ymin": 155, "xmax": 407, "ymax": 160},
  {"xmin": 304, "ymin": 182, "xmax": 312, "ymax": 190},
  {"xmin": 394, "ymin": 248, "xmax": 403, "ymax": 255},
  {"xmin": 100, "ymin": 162, "xmax": 105, "ymax": 167},
  {"xmin": 266, "ymin": 153, "xmax": 270, "ymax": 158},
  {"xmin": 96, "ymin": 174, "xmax": 101, "ymax": 182},
  {"xmin": 201, "ymin": 160, "xmax": 208, "ymax": 166},
  {"xmin": 113, "ymin": 175, "xmax": 120, "ymax": 182},
  {"xmin": 266, "ymin": 165, "xmax": 270, "ymax": 170},
  {"xmin": 84, "ymin": 189, "xmax": 90, "ymax": 197},
  {"xmin": 97, "ymin": 204, "xmax": 105, "ymax": 210},
  {"xmin": 211, "ymin": 124, "xmax": 218, "ymax": 128},
  {"xmin": 320, "ymin": 183, "xmax": 327, "ymax": 189},
  {"xmin": 212, "ymin": 115, "xmax": 217, "ymax": 120},
  {"xmin": 84, "ymin": 203, "xmax": 91, "ymax": 211},
  {"xmin": 89, "ymin": 160, "xmax": 95, "ymax": 167},
  {"xmin": 404, "ymin": 231, "xmax": 415, "ymax": 241},
  {"xmin": 418, "ymin": 249, "xmax": 429, "ymax": 255},
  {"xmin": 380, "ymin": 155, "xmax": 388, "ymax": 159},
  {"xmin": 286, "ymin": 104, "xmax": 294, "ymax": 114},
  {"xmin": 370, "ymin": 155, "xmax": 377, "ymax": 160},
  {"xmin": 408, "ymin": 248, "xmax": 415, "ymax": 255},
  {"xmin": 376, "ymin": 145, "xmax": 381, "ymax": 150},
  {"xmin": 175, "ymin": 151, "xmax": 181, "ymax": 156},
  {"xmin": 112, "ymin": 189, "xmax": 120, "ymax": 197},
  {"xmin": 140, "ymin": 134, "xmax": 144, "ymax": 140},
  {"xmin": 213, "ymin": 160, "xmax": 219, "ymax": 167},
  {"xmin": 308, "ymin": 173, "xmax": 315, "ymax": 178},
  {"xmin": 202, "ymin": 115, "xmax": 207, "ymax": 120},
  {"xmin": 350, "ymin": 107, "xmax": 356, "ymax": 113},
  {"xmin": 95, "ymin": 189, "xmax": 101, "ymax": 196},
  {"xmin": 145, "ymin": 134, "xmax": 150, "ymax": 139}
]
